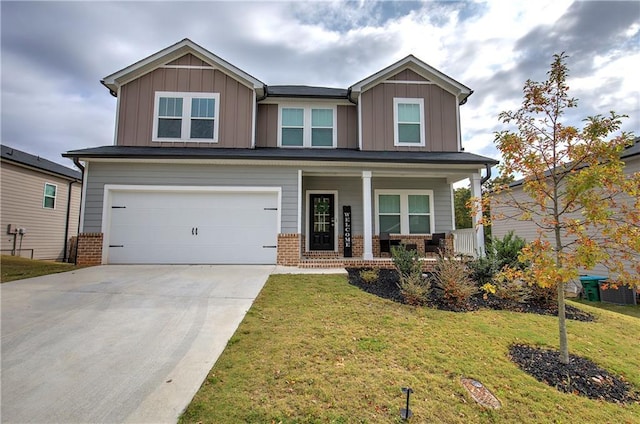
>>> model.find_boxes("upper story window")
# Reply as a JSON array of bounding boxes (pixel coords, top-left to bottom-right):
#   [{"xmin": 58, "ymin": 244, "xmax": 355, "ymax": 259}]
[
  {"xmin": 153, "ymin": 92, "xmax": 220, "ymax": 142},
  {"xmin": 375, "ymin": 190, "xmax": 434, "ymax": 235},
  {"xmin": 43, "ymin": 183, "xmax": 57, "ymax": 209},
  {"xmin": 278, "ymin": 105, "xmax": 337, "ymax": 148},
  {"xmin": 393, "ymin": 98, "xmax": 425, "ymax": 147}
]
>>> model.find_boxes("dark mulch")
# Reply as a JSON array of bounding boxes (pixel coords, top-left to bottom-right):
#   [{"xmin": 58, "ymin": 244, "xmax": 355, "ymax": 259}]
[
  {"xmin": 509, "ymin": 344, "xmax": 640, "ymax": 403},
  {"xmin": 346, "ymin": 268, "xmax": 594, "ymax": 321}
]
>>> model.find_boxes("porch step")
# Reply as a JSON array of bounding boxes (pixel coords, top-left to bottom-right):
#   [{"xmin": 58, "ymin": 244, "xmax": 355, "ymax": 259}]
[
  {"xmin": 302, "ymin": 251, "xmax": 341, "ymax": 259},
  {"xmin": 297, "ymin": 258, "xmax": 395, "ymax": 269},
  {"xmin": 296, "ymin": 257, "xmax": 438, "ymax": 271}
]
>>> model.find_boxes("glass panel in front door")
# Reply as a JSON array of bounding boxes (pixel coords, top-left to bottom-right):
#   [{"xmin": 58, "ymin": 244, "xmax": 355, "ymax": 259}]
[{"xmin": 310, "ymin": 194, "xmax": 334, "ymax": 250}]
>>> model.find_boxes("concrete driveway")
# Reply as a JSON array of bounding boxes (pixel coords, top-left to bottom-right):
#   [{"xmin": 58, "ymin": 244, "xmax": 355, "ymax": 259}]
[{"xmin": 1, "ymin": 265, "xmax": 273, "ymax": 423}]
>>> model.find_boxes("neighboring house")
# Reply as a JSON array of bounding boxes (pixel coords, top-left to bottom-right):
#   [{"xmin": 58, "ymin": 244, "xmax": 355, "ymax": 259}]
[
  {"xmin": 64, "ymin": 38, "xmax": 497, "ymax": 266},
  {"xmin": 1, "ymin": 145, "xmax": 82, "ymax": 261},
  {"xmin": 491, "ymin": 137, "xmax": 640, "ymax": 286}
]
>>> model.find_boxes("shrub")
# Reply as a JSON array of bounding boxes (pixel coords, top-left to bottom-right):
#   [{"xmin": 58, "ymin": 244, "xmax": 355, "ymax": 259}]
[
  {"xmin": 493, "ymin": 274, "xmax": 531, "ymax": 304},
  {"xmin": 391, "ymin": 245, "xmax": 421, "ymax": 279},
  {"xmin": 492, "ymin": 231, "xmax": 528, "ymax": 271},
  {"xmin": 391, "ymin": 245, "xmax": 429, "ymax": 305},
  {"xmin": 469, "ymin": 255, "xmax": 497, "ymax": 286},
  {"xmin": 469, "ymin": 231, "xmax": 528, "ymax": 285},
  {"xmin": 529, "ymin": 284, "xmax": 557, "ymax": 308},
  {"xmin": 398, "ymin": 272, "xmax": 431, "ymax": 306},
  {"xmin": 358, "ymin": 268, "xmax": 380, "ymax": 284},
  {"xmin": 431, "ymin": 254, "xmax": 477, "ymax": 309}
]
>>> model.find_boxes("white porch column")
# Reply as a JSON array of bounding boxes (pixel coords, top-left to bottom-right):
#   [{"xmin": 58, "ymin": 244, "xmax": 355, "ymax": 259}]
[
  {"xmin": 470, "ymin": 172, "xmax": 485, "ymax": 256},
  {"xmin": 362, "ymin": 170, "xmax": 373, "ymax": 260}
]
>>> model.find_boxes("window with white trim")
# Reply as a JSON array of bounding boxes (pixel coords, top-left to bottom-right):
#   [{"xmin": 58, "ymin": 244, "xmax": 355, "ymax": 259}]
[
  {"xmin": 393, "ymin": 98, "xmax": 425, "ymax": 146},
  {"xmin": 43, "ymin": 183, "xmax": 57, "ymax": 209},
  {"xmin": 375, "ymin": 190, "xmax": 434, "ymax": 234},
  {"xmin": 278, "ymin": 105, "xmax": 336, "ymax": 147},
  {"xmin": 153, "ymin": 92, "xmax": 220, "ymax": 142}
]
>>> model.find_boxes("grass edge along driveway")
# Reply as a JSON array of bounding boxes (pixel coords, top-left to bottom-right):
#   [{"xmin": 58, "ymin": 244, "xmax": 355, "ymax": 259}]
[
  {"xmin": 1, "ymin": 255, "xmax": 82, "ymax": 283},
  {"xmin": 181, "ymin": 273, "xmax": 640, "ymax": 423}
]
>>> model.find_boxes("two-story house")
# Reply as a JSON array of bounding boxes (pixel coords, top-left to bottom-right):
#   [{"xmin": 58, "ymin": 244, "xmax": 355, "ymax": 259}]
[{"xmin": 64, "ymin": 39, "xmax": 497, "ymax": 266}]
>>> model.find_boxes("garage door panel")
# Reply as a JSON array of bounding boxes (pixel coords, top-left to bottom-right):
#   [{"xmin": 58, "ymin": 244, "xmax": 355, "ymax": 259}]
[{"xmin": 107, "ymin": 189, "xmax": 279, "ymax": 264}]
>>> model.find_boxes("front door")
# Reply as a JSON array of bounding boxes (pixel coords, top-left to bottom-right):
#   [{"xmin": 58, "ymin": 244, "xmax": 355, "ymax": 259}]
[{"xmin": 309, "ymin": 193, "xmax": 335, "ymax": 251}]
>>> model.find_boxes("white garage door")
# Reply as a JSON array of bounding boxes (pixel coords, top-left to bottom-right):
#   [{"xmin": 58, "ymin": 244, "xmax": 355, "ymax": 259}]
[{"xmin": 107, "ymin": 189, "xmax": 279, "ymax": 264}]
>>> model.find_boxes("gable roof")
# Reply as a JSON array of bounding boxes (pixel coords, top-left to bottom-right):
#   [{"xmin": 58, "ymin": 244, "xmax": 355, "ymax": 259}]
[
  {"xmin": 349, "ymin": 55, "xmax": 473, "ymax": 105},
  {"xmin": 101, "ymin": 38, "xmax": 265, "ymax": 96},
  {"xmin": 1, "ymin": 144, "xmax": 81, "ymax": 180}
]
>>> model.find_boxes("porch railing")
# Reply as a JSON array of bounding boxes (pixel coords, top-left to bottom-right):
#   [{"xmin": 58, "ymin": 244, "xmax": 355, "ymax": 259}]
[{"xmin": 452, "ymin": 228, "xmax": 478, "ymax": 258}]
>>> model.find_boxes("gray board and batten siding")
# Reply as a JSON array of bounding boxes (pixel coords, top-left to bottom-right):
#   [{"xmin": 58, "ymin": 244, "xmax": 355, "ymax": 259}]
[
  {"xmin": 116, "ymin": 54, "xmax": 254, "ymax": 148},
  {"xmin": 82, "ymin": 163, "xmax": 299, "ymax": 234}
]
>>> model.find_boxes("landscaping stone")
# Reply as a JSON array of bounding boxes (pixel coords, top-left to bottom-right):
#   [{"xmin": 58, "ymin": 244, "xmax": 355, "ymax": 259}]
[{"xmin": 460, "ymin": 378, "xmax": 501, "ymax": 409}]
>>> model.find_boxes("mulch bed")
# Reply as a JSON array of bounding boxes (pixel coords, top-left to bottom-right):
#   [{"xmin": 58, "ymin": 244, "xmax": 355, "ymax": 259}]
[
  {"xmin": 509, "ymin": 344, "xmax": 640, "ymax": 403},
  {"xmin": 346, "ymin": 268, "xmax": 640, "ymax": 404},
  {"xmin": 346, "ymin": 268, "xmax": 593, "ymax": 321}
]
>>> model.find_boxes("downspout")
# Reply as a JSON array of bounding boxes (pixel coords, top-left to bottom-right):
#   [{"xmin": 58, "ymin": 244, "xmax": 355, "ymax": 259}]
[
  {"xmin": 63, "ymin": 180, "xmax": 78, "ymax": 262},
  {"xmin": 72, "ymin": 158, "xmax": 85, "ymax": 263},
  {"xmin": 256, "ymin": 84, "xmax": 268, "ymax": 102},
  {"xmin": 346, "ymin": 87, "xmax": 357, "ymax": 105},
  {"xmin": 481, "ymin": 163, "xmax": 492, "ymax": 185}
]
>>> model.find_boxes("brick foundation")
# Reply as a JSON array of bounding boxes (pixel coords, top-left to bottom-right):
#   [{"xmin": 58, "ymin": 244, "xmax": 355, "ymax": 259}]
[
  {"xmin": 76, "ymin": 233, "xmax": 103, "ymax": 266},
  {"xmin": 277, "ymin": 233, "xmax": 301, "ymax": 266}
]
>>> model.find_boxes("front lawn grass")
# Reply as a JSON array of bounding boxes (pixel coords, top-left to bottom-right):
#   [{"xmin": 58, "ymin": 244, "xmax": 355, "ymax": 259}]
[
  {"xmin": 1, "ymin": 255, "xmax": 81, "ymax": 283},
  {"xmin": 572, "ymin": 298, "xmax": 640, "ymax": 319},
  {"xmin": 181, "ymin": 274, "xmax": 640, "ymax": 423}
]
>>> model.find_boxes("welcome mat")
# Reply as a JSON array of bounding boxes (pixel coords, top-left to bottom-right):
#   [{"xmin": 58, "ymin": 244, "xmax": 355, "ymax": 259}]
[{"xmin": 461, "ymin": 377, "xmax": 502, "ymax": 409}]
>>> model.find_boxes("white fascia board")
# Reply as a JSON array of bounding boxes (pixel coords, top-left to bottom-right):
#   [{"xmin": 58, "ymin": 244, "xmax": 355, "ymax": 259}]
[
  {"xmin": 102, "ymin": 39, "xmax": 264, "ymax": 93},
  {"xmin": 349, "ymin": 55, "xmax": 472, "ymax": 104}
]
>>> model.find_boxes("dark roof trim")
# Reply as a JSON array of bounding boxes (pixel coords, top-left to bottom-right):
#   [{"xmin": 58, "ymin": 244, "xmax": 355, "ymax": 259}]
[
  {"xmin": 507, "ymin": 136, "xmax": 639, "ymax": 189},
  {"xmin": 2, "ymin": 144, "xmax": 82, "ymax": 180},
  {"xmin": 265, "ymin": 85, "xmax": 349, "ymax": 99},
  {"xmin": 621, "ymin": 136, "xmax": 640, "ymax": 159},
  {"xmin": 63, "ymin": 146, "xmax": 498, "ymax": 166}
]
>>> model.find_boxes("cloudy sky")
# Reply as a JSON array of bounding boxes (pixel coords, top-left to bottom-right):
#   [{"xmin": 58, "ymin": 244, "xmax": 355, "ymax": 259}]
[{"xmin": 1, "ymin": 0, "xmax": 639, "ymax": 173}]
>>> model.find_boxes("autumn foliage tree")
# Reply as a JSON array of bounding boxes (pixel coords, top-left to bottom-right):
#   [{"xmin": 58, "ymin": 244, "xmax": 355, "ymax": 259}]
[{"xmin": 488, "ymin": 53, "xmax": 639, "ymax": 364}]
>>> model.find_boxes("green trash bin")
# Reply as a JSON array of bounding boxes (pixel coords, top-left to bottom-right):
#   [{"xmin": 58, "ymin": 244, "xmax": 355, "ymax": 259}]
[{"xmin": 579, "ymin": 275, "xmax": 607, "ymax": 301}]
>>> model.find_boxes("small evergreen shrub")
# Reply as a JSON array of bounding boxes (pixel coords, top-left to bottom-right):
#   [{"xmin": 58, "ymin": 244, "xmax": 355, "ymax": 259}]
[
  {"xmin": 358, "ymin": 268, "xmax": 380, "ymax": 284},
  {"xmin": 469, "ymin": 231, "xmax": 528, "ymax": 285},
  {"xmin": 391, "ymin": 245, "xmax": 429, "ymax": 305},
  {"xmin": 391, "ymin": 245, "xmax": 421, "ymax": 279},
  {"xmin": 431, "ymin": 254, "xmax": 477, "ymax": 309},
  {"xmin": 492, "ymin": 231, "xmax": 528, "ymax": 271}
]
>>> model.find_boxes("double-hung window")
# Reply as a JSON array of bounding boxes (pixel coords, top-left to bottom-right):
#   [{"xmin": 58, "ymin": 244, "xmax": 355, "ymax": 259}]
[
  {"xmin": 375, "ymin": 190, "xmax": 434, "ymax": 234},
  {"xmin": 393, "ymin": 98, "xmax": 425, "ymax": 146},
  {"xmin": 278, "ymin": 105, "xmax": 336, "ymax": 147},
  {"xmin": 153, "ymin": 92, "xmax": 220, "ymax": 142},
  {"xmin": 43, "ymin": 183, "xmax": 57, "ymax": 209}
]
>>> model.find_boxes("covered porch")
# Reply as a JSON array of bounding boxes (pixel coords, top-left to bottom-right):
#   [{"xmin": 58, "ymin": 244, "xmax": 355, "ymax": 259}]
[{"xmin": 286, "ymin": 164, "xmax": 487, "ymax": 268}]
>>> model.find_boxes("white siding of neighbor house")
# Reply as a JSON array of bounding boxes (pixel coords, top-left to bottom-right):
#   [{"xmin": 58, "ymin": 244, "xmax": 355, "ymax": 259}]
[
  {"xmin": 1, "ymin": 161, "xmax": 81, "ymax": 260},
  {"xmin": 491, "ymin": 156, "xmax": 639, "ymax": 280},
  {"xmin": 82, "ymin": 162, "xmax": 299, "ymax": 234}
]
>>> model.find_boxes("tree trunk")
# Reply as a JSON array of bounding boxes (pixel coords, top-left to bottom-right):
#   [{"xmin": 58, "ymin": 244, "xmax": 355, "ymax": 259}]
[{"xmin": 557, "ymin": 281, "xmax": 569, "ymax": 364}]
